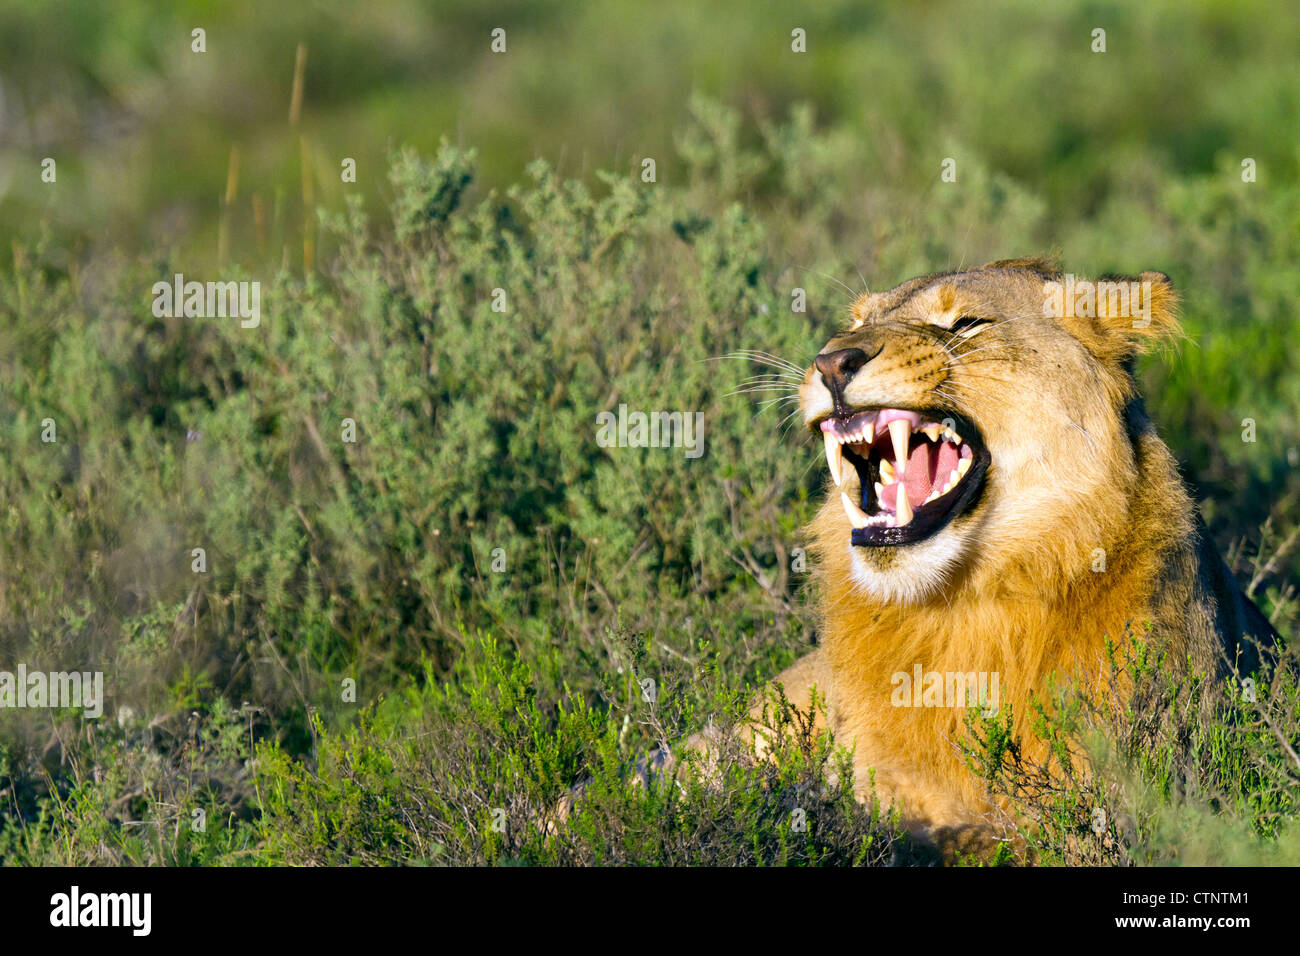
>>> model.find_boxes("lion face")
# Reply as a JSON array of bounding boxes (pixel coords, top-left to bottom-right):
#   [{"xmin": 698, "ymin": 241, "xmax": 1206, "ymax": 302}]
[{"xmin": 799, "ymin": 260, "xmax": 1176, "ymax": 604}]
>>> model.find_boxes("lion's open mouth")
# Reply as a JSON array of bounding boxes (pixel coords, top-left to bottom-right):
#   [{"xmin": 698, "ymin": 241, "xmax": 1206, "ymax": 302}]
[{"xmin": 819, "ymin": 408, "xmax": 990, "ymax": 547}]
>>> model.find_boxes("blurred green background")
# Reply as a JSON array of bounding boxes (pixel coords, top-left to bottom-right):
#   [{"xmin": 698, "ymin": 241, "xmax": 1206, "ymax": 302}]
[
  {"xmin": 4, "ymin": 0, "xmax": 1298, "ymax": 267},
  {"xmin": 1, "ymin": 0, "xmax": 1298, "ymax": 864}
]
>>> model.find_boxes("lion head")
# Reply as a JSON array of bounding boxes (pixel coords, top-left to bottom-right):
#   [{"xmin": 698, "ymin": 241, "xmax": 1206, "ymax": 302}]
[{"xmin": 799, "ymin": 258, "xmax": 1180, "ymax": 605}]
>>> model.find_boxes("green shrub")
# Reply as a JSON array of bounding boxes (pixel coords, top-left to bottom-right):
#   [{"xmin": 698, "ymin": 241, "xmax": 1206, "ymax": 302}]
[
  {"xmin": 965, "ymin": 633, "xmax": 1300, "ymax": 866},
  {"xmin": 252, "ymin": 633, "xmax": 912, "ymax": 866}
]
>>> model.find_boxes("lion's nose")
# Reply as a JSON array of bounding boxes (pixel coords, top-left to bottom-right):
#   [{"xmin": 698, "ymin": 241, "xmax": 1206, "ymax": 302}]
[{"xmin": 815, "ymin": 347, "xmax": 870, "ymax": 396}]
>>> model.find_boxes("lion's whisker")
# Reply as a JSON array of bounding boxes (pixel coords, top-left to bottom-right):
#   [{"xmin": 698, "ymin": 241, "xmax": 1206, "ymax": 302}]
[
  {"xmin": 714, "ymin": 350, "xmax": 807, "ymax": 376},
  {"xmin": 794, "ymin": 265, "xmax": 861, "ymax": 304}
]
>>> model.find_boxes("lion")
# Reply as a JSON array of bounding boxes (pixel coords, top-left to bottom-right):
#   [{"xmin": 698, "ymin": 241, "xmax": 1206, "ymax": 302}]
[{"xmin": 756, "ymin": 257, "xmax": 1276, "ymax": 850}]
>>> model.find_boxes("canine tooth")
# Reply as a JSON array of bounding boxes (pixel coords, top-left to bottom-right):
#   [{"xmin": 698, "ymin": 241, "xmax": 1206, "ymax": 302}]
[
  {"xmin": 863, "ymin": 422, "xmax": 874, "ymax": 444},
  {"xmin": 841, "ymin": 492, "xmax": 870, "ymax": 528},
  {"xmin": 824, "ymin": 432, "xmax": 843, "ymax": 486},
  {"xmin": 895, "ymin": 483, "xmax": 913, "ymax": 526},
  {"xmin": 957, "ymin": 457, "xmax": 971, "ymax": 477},
  {"xmin": 921, "ymin": 424, "xmax": 941, "ymax": 441},
  {"xmin": 874, "ymin": 481, "xmax": 885, "ymax": 503},
  {"xmin": 879, "ymin": 459, "xmax": 895, "ymax": 483},
  {"xmin": 888, "ymin": 420, "xmax": 910, "ymax": 476}
]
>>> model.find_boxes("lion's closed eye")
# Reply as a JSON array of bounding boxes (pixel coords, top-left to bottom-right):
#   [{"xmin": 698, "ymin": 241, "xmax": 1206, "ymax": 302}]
[{"xmin": 945, "ymin": 315, "xmax": 990, "ymax": 337}]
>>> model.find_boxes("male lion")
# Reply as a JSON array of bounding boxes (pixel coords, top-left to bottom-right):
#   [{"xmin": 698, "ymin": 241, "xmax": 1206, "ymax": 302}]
[{"xmin": 762, "ymin": 258, "xmax": 1275, "ymax": 849}]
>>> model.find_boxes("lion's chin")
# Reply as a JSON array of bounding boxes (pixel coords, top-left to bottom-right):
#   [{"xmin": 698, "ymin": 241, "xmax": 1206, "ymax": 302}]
[{"xmin": 846, "ymin": 529, "xmax": 971, "ymax": 605}]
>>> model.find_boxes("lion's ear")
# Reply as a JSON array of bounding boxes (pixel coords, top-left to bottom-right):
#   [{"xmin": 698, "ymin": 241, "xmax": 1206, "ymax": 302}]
[
  {"xmin": 1116, "ymin": 271, "xmax": 1180, "ymax": 350},
  {"xmin": 1058, "ymin": 270, "xmax": 1182, "ymax": 359}
]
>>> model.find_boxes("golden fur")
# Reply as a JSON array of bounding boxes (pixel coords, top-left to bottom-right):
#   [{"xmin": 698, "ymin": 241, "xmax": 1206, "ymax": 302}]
[{"xmin": 765, "ymin": 258, "xmax": 1273, "ymax": 848}]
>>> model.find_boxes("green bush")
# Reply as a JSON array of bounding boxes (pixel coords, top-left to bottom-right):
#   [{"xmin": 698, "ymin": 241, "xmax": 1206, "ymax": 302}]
[
  {"xmin": 252, "ymin": 633, "xmax": 911, "ymax": 866},
  {"xmin": 966, "ymin": 634, "xmax": 1300, "ymax": 866}
]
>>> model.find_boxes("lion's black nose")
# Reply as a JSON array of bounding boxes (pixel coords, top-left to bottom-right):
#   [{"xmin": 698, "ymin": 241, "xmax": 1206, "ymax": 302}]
[{"xmin": 815, "ymin": 347, "xmax": 870, "ymax": 396}]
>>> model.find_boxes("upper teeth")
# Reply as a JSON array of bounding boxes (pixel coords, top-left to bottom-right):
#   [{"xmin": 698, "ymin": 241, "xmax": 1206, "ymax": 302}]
[
  {"xmin": 822, "ymin": 422, "xmax": 875, "ymax": 487},
  {"xmin": 824, "ymin": 431, "xmax": 843, "ymax": 486},
  {"xmin": 887, "ymin": 419, "xmax": 911, "ymax": 479}
]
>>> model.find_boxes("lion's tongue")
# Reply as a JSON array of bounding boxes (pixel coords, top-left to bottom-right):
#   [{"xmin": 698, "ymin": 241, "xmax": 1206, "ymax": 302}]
[{"xmin": 882, "ymin": 440, "xmax": 961, "ymax": 511}]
